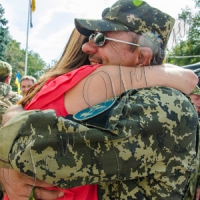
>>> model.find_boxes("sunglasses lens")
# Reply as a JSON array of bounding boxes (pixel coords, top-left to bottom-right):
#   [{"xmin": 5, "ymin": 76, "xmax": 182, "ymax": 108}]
[
  {"xmin": 89, "ymin": 34, "xmax": 94, "ymax": 41},
  {"xmin": 94, "ymin": 33, "xmax": 105, "ymax": 46}
]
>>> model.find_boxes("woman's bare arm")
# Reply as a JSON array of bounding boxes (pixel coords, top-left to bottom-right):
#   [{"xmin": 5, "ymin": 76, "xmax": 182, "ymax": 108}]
[
  {"xmin": 145, "ymin": 64, "xmax": 198, "ymax": 94},
  {"xmin": 65, "ymin": 64, "xmax": 198, "ymax": 114},
  {"xmin": 3, "ymin": 64, "xmax": 197, "ymax": 125}
]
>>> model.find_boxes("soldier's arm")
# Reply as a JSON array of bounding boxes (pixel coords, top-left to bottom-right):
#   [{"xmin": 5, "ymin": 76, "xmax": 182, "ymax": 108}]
[{"xmin": 0, "ymin": 87, "xmax": 198, "ymax": 192}]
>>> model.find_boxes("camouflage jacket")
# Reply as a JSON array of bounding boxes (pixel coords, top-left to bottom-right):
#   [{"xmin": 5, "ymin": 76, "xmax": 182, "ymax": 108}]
[
  {"xmin": 0, "ymin": 87, "xmax": 199, "ymax": 200},
  {"xmin": 0, "ymin": 82, "xmax": 22, "ymax": 125}
]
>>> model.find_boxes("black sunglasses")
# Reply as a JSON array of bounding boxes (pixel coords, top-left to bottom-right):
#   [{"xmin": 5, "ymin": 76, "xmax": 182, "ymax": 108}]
[{"xmin": 89, "ymin": 32, "xmax": 140, "ymax": 47}]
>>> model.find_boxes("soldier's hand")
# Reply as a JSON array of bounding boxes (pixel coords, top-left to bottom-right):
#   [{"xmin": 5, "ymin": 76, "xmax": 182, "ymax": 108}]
[{"xmin": 0, "ymin": 168, "xmax": 64, "ymax": 200}]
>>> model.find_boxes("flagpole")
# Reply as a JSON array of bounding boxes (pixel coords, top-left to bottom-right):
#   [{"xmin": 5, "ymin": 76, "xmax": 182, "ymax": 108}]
[{"xmin": 25, "ymin": 0, "xmax": 31, "ymax": 76}]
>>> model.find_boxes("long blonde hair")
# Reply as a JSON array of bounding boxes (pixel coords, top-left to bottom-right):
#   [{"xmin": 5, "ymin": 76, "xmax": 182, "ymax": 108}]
[{"xmin": 18, "ymin": 28, "xmax": 89, "ymax": 106}]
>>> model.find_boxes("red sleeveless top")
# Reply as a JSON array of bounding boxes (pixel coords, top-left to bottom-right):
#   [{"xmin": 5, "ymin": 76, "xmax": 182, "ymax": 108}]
[{"xmin": 25, "ymin": 64, "xmax": 101, "ymax": 116}]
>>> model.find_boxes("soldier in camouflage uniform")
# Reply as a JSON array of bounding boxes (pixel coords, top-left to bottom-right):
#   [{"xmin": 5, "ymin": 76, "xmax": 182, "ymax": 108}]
[
  {"xmin": 0, "ymin": 0, "xmax": 199, "ymax": 199},
  {"xmin": 190, "ymin": 84, "xmax": 200, "ymax": 199},
  {"xmin": 0, "ymin": 61, "xmax": 21, "ymax": 199},
  {"xmin": 190, "ymin": 86, "xmax": 200, "ymax": 120},
  {"xmin": 0, "ymin": 61, "xmax": 22, "ymax": 125}
]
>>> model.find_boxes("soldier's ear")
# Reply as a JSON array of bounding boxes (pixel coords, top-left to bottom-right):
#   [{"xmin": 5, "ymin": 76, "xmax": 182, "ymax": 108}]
[
  {"xmin": 138, "ymin": 47, "xmax": 152, "ymax": 66},
  {"xmin": 5, "ymin": 75, "xmax": 11, "ymax": 84}
]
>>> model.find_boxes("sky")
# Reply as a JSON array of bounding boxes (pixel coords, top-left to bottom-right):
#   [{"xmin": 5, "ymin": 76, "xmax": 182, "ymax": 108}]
[{"xmin": 1, "ymin": 0, "xmax": 196, "ymax": 65}]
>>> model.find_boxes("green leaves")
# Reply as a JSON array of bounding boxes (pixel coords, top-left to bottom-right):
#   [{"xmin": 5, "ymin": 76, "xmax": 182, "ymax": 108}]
[
  {"xmin": 0, "ymin": 4, "xmax": 9, "ymax": 61},
  {"xmin": 167, "ymin": 0, "xmax": 200, "ymax": 66}
]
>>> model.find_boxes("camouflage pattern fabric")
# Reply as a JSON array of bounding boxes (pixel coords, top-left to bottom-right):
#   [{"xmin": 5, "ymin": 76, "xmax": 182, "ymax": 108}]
[
  {"xmin": 75, "ymin": 0, "xmax": 175, "ymax": 50},
  {"xmin": 0, "ymin": 86, "xmax": 199, "ymax": 199},
  {"xmin": 0, "ymin": 82, "xmax": 22, "ymax": 126},
  {"xmin": 191, "ymin": 86, "xmax": 200, "ymax": 95},
  {"xmin": 0, "ymin": 82, "xmax": 21, "ymax": 199},
  {"xmin": 185, "ymin": 95, "xmax": 200, "ymax": 199},
  {"xmin": 0, "ymin": 61, "xmax": 11, "ymax": 77}
]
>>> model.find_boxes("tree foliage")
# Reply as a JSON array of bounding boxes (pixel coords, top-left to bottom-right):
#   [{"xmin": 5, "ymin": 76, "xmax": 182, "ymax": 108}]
[
  {"xmin": 4, "ymin": 37, "xmax": 46, "ymax": 90},
  {"xmin": 0, "ymin": 4, "xmax": 10, "ymax": 60},
  {"xmin": 0, "ymin": 3, "xmax": 47, "ymax": 91},
  {"xmin": 167, "ymin": 0, "xmax": 200, "ymax": 66},
  {"xmin": 26, "ymin": 50, "xmax": 46, "ymax": 78},
  {"xmin": 194, "ymin": 0, "xmax": 200, "ymax": 7}
]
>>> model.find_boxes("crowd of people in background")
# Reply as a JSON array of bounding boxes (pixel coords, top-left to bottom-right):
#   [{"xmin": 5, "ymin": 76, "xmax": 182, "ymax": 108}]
[{"xmin": 0, "ymin": 0, "xmax": 200, "ymax": 200}]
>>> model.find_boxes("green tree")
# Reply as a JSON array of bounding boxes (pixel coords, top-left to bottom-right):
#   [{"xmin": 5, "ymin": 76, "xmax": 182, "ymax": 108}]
[
  {"xmin": 0, "ymin": 3, "xmax": 47, "ymax": 92},
  {"xmin": 5, "ymin": 37, "xmax": 46, "ymax": 90},
  {"xmin": 194, "ymin": 0, "xmax": 200, "ymax": 8},
  {"xmin": 0, "ymin": 4, "xmax": 10, "ymax": 61},
  {"xmin": 5, "ymin": 37, "xmax": 26, "ymax": 90},
  {"xmin": 5, "ymin": 37, "xmax": 25, "ymax": 74},
  {"xmin": 167, "ymin": 0, "xmax": 200, "ymax": 66},
  {"xmin": 26, "ymin": 50, "xmax": 46, "ymax": 77}
]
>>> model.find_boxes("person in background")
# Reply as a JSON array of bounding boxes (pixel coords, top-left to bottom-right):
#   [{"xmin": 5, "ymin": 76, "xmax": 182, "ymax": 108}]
[
  {"xmin": 190, "ymin": 86, "xmax": 200, "ymax": 119},
  {"xmin": 191, "ymin": 70, "xmax": 200, "ymax": 120},
  {"xmin": 20, "ymin": 75, "xmax": 36, "ymax": 96},
  {"xmin": 0, "ymin": 1, "xmax": 199, "ymax": 199},
  {"xmin": 193, "ymin": 68, "xmax": 200, "ymax": 88},
  {"xmin": 0, "ymin": 60, "xmax": 22, "ymax": 125},
  {"xmin": 0, "ymin": 60, "xmax": 22, "ymax": 199}
]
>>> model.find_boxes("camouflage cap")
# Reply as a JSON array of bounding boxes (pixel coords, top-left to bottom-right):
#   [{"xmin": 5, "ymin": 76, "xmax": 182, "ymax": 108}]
[
  {"xmin": 0, "ymin": 60, "xmax": 12, "ymax": 77},
  {"xmin": 191, "ymin": 86, "xmax": 200, "ymax": 96},
  {"xmin": 75, "ymin": 0, "xmax": 175, "ymax": 49}
]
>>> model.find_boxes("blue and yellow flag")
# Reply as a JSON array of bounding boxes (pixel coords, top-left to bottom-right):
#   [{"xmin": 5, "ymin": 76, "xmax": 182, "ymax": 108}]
[
  {"xmin": 32, "ymin": 0, "xmax": 36, "ymax": 12},
  {"xmin": 15, "ymin": 72, "xmax": 21, "ymax": 94},
  {"xmin": 30, "ymin": 0, "xmax": 36, "ymax": 28}
]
